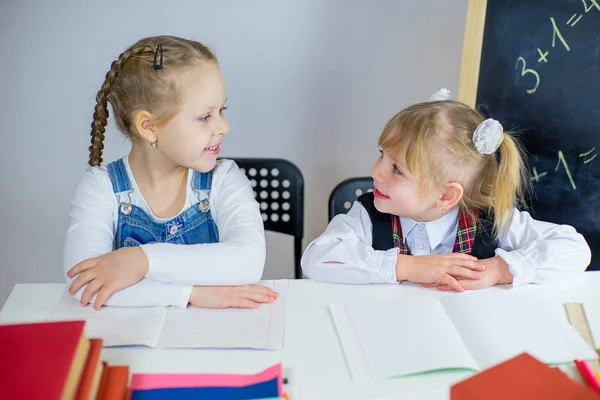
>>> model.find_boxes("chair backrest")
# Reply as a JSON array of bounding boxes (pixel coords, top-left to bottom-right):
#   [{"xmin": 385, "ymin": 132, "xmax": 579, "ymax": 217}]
[
  {"xmin": 230, "ymin": 158, "xmax": 304, "ymax": 278},
  {"xmin": 328, "ymin": 177, "xmax": 374, "ymax": 221}
]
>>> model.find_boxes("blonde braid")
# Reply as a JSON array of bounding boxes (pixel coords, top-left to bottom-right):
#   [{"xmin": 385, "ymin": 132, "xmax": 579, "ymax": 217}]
[{"xmin": 88, "ymin": 44, "xmax": 152, "ymax": 166}]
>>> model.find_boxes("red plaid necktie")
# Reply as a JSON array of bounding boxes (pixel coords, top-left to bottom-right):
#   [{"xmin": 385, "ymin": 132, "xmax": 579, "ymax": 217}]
[{"xmin": 392, "ymin": 211, "xmax": 478, "ymax": 254}]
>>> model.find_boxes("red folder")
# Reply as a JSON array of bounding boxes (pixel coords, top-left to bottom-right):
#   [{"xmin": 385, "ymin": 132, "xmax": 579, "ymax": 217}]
[{"xmin": 451, "ymin": 353, "xmax": 599, "ymax": 400}]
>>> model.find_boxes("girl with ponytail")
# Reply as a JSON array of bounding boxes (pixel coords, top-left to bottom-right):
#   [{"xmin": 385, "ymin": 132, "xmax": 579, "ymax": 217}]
[{"xmin": 302, "ymin": 88, "xmax": 591, "ymax": 290}]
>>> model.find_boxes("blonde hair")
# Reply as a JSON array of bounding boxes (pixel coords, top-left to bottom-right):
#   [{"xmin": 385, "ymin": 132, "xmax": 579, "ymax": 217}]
[
  {"xmin": 89, "ymin": 35, "xmax": 218, "ymax": 166},
  {"xmin": 378, "ymin": 101, "xmax": 528, "ymax": 238}
]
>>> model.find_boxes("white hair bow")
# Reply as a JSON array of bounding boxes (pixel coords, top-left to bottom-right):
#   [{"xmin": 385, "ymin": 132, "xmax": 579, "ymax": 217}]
[
  {"xmin": 473, "ymin": 118, "xmax": 504, "ymax": 154},
  {"xmin": 429, "ymin": 88, "xmax": 503, "ymax": 154},
  {"xmin": 430, "ymin": 87, "xmax": 452, "ymax": 101}
]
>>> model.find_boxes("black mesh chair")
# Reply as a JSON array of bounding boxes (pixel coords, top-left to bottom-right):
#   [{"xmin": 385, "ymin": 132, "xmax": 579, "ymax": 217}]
[
  {"xmin": 231, "ymin": 158, "xmax": 304, "ymax": 279},
  {"xmin": 328, "ymin": 177, "xmax": 374, "ymax": 221}
]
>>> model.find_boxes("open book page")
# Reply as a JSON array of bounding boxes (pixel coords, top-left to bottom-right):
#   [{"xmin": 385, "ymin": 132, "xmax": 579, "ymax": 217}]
[
  {"xmin": 330, "ymin": 296, "xmax": 478, "ymax": 382},
  {"xmin": 48, "ymin": 279, "xmax": 288, "ymax": 349},
  {"xmin": 49, "ymin": 292, "xmax": 166, "ymax": 347},
  {"xmin": 156, "ymin": 280, "xmax": 288, "ymax": 349},
  {"xmin": 439, "ymin": 291, "xmax": 599, "ymax": 369}
]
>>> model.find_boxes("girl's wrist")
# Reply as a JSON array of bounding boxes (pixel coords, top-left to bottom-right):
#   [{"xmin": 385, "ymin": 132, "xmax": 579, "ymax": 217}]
[
  {"xmin": 189, "ymin": 286, "xmax": 203, "ymax": 304},
  {"xmin": 493, "ymin": 256, "xmax": 513, "ymax": 284},
  {"xmin": 135, "ymin": 246, "xmax": 150, "ymax": 275},
  {"xmin": 395, "ymin": 253, "xmax": 412, "ymax": 281},
  {"xmin": 131, "ymin": 246, "xmax": 150, "ymax": 276}
]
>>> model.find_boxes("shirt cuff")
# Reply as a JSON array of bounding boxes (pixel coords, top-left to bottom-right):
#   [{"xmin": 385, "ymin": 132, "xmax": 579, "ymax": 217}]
[
  {"xmin": 176, "ymin": 286, "xmax": 193, "ymax": 308},
  {"xmin": 141, "ymin": 243, "xmax": 169, "ymax": 281},
  {"xmin": 366, "ymin": 248, "xmax": 398, "ymax": 283},
  {"xmin": 495, "ymin": 248, "xmax": 537, "ymax": 287}
]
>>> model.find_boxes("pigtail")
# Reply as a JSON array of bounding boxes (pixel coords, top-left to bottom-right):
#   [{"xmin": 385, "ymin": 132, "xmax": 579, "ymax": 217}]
[
  {"xmin": 489, "ymin": 133, "xmax": 528, "ymax": 236},
  {"xmin": 88, "ymin": 45, "xmax": 151, "ymax": 166}
]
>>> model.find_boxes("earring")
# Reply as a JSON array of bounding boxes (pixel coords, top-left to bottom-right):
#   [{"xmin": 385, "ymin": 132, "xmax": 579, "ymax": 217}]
[
  {"xmin": 151, "ymin": 140, "xmax": 158, "ymax": 148},
  {"xmin": 440, "ymin": 206, "xmax": 444, "ymax": 216}
]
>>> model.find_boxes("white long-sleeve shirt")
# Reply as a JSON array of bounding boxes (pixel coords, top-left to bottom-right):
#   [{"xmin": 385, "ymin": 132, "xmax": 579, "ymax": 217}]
[
  {"xmin": 301, "ymin": 201, "xmax": 591, "ymax": 286},
  {"xmin": 63, "ymin": 158, "xmax": 266, "ymax": 308}
]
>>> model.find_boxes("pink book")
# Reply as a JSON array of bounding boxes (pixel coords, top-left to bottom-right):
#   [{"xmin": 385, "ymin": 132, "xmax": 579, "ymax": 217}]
[{"xmin": 130, "ymin": 363, "xmax": 283, "ymax": 394}]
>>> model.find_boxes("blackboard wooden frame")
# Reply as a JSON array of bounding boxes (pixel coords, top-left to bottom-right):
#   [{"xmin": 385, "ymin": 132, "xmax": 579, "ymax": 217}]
[{"xmin": 458, "ymin": 0, "xmax": 487, "ymax": 107}]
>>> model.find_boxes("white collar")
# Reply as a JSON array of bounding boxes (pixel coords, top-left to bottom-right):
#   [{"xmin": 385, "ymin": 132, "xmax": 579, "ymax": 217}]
[{"xmin": 399, "ymin": 207, "xmax": 460, "ymax": 249}]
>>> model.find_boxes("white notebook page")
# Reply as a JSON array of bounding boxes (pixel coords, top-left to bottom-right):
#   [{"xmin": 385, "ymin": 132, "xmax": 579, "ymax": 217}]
[
  {"xmin": 157, "ymin": 279, "xmax": 288, "ymax": 349},
  {"xmin": 330, "ymin": 296, "xmax": 477, "ymax": 381},
  {"xmin": 331, "ymin": 291, "xmax": 598, "ymax": 381},
  {"xmin": 440, "ymin": 291, "xmax": 598, "ymax": 369},
  {"xmin": 49, "ymin": 279, "xmax": 288, "ymax": 350}
]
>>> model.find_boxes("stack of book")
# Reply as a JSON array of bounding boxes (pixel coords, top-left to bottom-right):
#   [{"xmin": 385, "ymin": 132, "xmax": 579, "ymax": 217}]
[{"xmin": 0, "ymin": 320, "xmax": 131, "ymax": 399}]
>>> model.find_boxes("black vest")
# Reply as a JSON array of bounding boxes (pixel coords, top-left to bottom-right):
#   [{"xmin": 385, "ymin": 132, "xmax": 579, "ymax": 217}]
[{"xmin": 357, "ymin": 192, "xmax": 497, "ymax": 259}]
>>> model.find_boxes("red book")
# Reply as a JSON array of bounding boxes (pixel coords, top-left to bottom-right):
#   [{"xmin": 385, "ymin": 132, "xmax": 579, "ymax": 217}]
[
  {"xmin": 96, "ymin": 362, "xmax": 110, "ymax": 398},
  {"xmin": 0, "ymin": 320, "xmax": 90, "ymax": 400},
  {"xmin": 96, "ymin": 365, "xmax": 130, "ymax": 400},
  {"xmin": 75, "ymin": 338, "xmax": 104, "ymax": 400},
  {"xmin": 451, "ymin": 353, "xmax": 599, "ymax": 400}
]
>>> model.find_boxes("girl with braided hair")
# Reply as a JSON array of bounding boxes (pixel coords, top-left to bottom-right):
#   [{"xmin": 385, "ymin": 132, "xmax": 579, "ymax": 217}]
[{"xmin": 64, "ymin": 36, "xmax": 276, "ymax": 310}]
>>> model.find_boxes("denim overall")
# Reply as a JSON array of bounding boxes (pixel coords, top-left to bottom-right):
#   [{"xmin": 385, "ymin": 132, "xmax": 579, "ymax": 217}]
[{"xmin": 106, "ymin": 158, "xmax": 219, "ymax": 249}]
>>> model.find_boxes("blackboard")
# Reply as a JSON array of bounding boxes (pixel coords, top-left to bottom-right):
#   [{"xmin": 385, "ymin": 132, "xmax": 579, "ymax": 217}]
[{"xmin": 458, "ymin": 0, "xmax": 600, "ymax": 269}]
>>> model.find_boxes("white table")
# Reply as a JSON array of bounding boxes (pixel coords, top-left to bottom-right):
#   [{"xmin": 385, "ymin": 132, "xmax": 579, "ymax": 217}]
[{"xmin": 2, "ymin": 273, "xmax": 600, "ymax": 400}]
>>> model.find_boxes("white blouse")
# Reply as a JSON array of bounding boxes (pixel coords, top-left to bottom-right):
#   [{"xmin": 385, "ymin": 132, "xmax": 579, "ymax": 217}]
[
  {"xmin": 301, "ymin": 201, "xmax": 591, "ymax": 286},
  {"xmin": 63, "ymin": 158, "xmax": 266, "ymax": 308}
]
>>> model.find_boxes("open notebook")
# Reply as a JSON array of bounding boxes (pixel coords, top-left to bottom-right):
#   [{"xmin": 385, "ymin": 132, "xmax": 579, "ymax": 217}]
[
  {"xmin": 49, "ymin": 280, "xmax": 288, "ymax": 350},
  {"xmin": 330, "ymin": 290, "xmax": 598, "ymax": 381}
]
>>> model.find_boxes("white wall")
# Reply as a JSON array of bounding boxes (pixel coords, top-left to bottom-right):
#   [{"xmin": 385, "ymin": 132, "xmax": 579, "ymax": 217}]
[{"xmin": 0, "ymin": 0, "xmax": 468, "ymax": 306}]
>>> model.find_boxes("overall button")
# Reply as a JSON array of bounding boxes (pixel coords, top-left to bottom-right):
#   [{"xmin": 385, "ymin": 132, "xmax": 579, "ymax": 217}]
[
  {"xmin": 120, "ymin": 203, "xmax": 132, "ymax": 215},
  {"xmin": 199, "ymin": 200, "xmax": 210, "ymax": 213},
  {"xmin": 169, "ymin": 225, "xmax": 179, "ymax": 235}
]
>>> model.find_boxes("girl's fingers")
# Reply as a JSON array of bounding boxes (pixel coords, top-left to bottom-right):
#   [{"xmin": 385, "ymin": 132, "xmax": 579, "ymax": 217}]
[
  {"xmin": 438, "ymin": 280, "xmax": 483, "ymax": 291},
  {"xmin": 449, "ymin": 253, "xmax": 478, "ymax": 262},
  {"xmin": 463, "ymin": 261, "xmax": 486, "ymax": 271},
  {"xmin": 69, "ymin": 270, "xmax": 96, "ymax": 295},
  {"xmin": 245, "ymin": 285, "xmax": 279, "ymax": 299},
  {"xmin": 67, "ymin": 258, "xmax": 96, "ymax": 278},
  {"xmin": 248, "ymin": 285, "xmax": 277, "ymax": 294},
  {"xmin": 456, "ymin": 279, "xmax": 482, "ymax": 290},
  {"xmin": 228, "ymin": 297, "xmax": 260, "ymax": 309},
  {"xmin": 447, "ymin": 258, "xmax": 485, "ymax": 271},
  {"xmin": 93, "ymin": 287, "xmax": 113, "ymax": 310},
  {"xmin": 448, "ymin": 255, "xmax": 486, "ymax": 271},
  {"xmin": 80, "ymin": 280, "xmax": 103, "ymax": 306},
  {"xmin": 240, "ymin": 290, "xmax": 275, "ymax": 303},
  {"xmin": 422, "ymin": 283, "xmax": 439, "ymax": 288},
  {"xmin": 441, "ymin": 274, "xmax": 464, "ymax": 292},
  {"xmin": 449, "ymin": 266, "xmax": 484, "ymax": 280}
]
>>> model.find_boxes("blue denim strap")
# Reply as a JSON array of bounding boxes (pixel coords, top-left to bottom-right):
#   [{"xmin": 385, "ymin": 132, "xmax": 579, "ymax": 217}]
[
  {"xmin": 107, "ymin": 158, "xmax": 133, "ymax": 193},
  {"xmin": 191, "ymin": 170, "xmax": 213, "ymax": 191}
]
